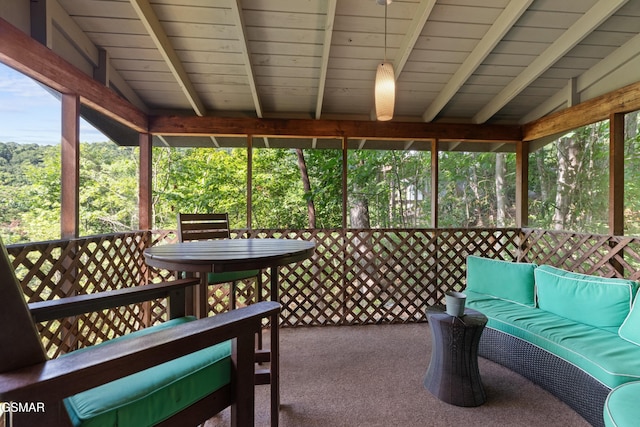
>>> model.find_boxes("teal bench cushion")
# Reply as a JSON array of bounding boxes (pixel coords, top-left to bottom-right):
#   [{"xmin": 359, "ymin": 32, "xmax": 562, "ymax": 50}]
[
  {"xmin": 207, "ymin": 269, "xmax": 259, "ymax": 285},
  {"xmin": 63, "ymin": 317, "xmax": 232, "ymax": 427},
  {"xmin": 604, "ymin": 382, "xmax": 640, "ymax": 427},
  {"xmin": 619, "ymin": 296, "xmax": 640, "ymax": 346},
  {"xmin": 534, "ymin": 265, "xmax": 638, "ymax": 329},
  {"xmin": 467, "ymin": 291, "xmax": 640, "ymax": 389},
  {"xmin": 466, "ymin": 256, "xmax": 537, "ymax": 307},
  {"xmin": 182, "ymin": 269, "xmax": 259, "ymax": 284}
]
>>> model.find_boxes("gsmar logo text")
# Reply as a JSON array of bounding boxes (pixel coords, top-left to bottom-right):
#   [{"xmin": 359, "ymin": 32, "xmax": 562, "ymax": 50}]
[{"xmin": 1, "ymin": 401, "xmax": 46, "ymax": 414}]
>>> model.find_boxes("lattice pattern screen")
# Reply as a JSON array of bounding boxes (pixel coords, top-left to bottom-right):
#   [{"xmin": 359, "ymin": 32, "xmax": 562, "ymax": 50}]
[
  {"xmin": 7, "ymin": 232, "xmax": 153, "ymax": 357},
  {"xmin": 9, "ymin": 228, "xmax": 640, "ymax": 356},
  {"xmin": 521, "ymin": 228, "xmax": 640, "ymax": 280}
]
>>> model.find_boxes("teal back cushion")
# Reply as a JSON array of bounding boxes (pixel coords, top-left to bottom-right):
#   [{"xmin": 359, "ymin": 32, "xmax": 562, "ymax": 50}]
[
  {"xmin": 619, "ymin": 296, "xmax": 640, "ymax": 346},
  {"xmin": 466, "ymin": 256, "xmax": 537, "ymax": 307},
  {"xmin": 535, "ymin": 265, "xmax": 638, "ymax": 328}
]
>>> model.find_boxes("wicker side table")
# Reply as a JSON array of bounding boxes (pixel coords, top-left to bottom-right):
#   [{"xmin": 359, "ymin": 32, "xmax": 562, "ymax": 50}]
[{"xmin": 424, "ymin": 305, "xmax": 487, "ymax": 407}]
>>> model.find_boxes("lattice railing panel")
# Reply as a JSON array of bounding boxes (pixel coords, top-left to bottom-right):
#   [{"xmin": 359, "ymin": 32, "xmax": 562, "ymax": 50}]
[
  {"xmin": 249, "ymin": 229, "xmax": 345, "ymax": 327},
  {"xmin": 7, "ymin": 232, "xmax": 153, "ymax": 357},
  {"xmin": 521, "ymin": 229, "xmax": 634, "ymax": 278},
  {"xmin": 436, "ymin": 229, "xmax": 522, "ymax": 300},
  {"xmin": 342, "ymin": 229, "xmax": 439, "ymax": 324},
  {"xmin": 11, "ymin": 228, "xmax": 640, "ymax": 357}
]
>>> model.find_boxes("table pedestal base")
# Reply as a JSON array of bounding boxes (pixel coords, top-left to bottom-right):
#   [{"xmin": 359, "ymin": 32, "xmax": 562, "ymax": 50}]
[{"xmin": 424, "ymin": 306, "xmax": 487, "ymax": 407}]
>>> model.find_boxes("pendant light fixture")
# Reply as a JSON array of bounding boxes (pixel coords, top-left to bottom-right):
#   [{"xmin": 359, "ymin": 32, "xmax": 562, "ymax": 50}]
[{"xmin": 375, "ymin": 0, "xmax": 394, "ymax": 121}]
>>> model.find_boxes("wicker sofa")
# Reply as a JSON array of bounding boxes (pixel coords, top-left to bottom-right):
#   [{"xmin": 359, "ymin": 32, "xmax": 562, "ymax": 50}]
[{"xmin": 464, "ymin": 256, "xmax": 640, "ymax": 427}]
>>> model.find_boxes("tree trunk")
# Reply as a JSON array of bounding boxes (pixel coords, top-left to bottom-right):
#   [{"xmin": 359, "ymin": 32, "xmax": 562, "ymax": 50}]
[
  {"xmin": 295, "ymin": 148, "xmax": 316, "ymax": 228},
  {"xmin": 553, "ymin": 136, "xmax": 580, "ymax": 230},
  {"xmin": 495, "ymin": 152, "xmax": 506, "ymax": 227},
  {"xmin": 350, "ymin": 198, "xmax": 371, "ymax": 228},
  {"xmin": 469, "ymin": 160, "xmax": 483, "ymax": 227}
]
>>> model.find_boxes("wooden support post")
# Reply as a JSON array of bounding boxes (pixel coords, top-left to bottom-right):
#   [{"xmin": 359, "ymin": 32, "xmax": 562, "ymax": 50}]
[
  {"xmin": 61, "ymin": 93, "xmax": 80, "ymax": 239},
  {"xmin": 342, "ymin": 136, "xmax": 348, "ymax": 229},
  {"xmin": 247, "ymin": 136, "xmax": 253, "ymax": 231},
  {"xmin": 609, "ymin": 113, "xmax": 625, "ymax": 277},
  {"xmin": 431, "ymin": 140, "xmax": 439, "ymax": 228},
  {"xmin": 139, "ymin": 133, "xmax": 152, "ymax": 231},
  {"xmin": 609, "ymin": 113, "xmax": 625, "ymax": 236},
  {"xmin": 516, "ymin": 140, "xmax": 529, "ymax": 228}
]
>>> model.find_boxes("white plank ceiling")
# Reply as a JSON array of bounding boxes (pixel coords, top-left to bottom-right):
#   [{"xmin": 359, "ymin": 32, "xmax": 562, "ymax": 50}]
[{"xmin": 31, "ymin": 0, "xmax": 640, "ymax": 148}]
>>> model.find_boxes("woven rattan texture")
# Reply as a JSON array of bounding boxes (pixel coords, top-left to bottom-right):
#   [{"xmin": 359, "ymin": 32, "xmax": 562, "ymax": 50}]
[{"xmin": 479, "ymin": 327, "xmax": 609, "ymax": 427}]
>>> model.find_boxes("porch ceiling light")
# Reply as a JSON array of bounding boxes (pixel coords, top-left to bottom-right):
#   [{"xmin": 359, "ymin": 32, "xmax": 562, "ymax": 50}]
[{"xmin": 375, "ymin": 0, "xmax": 394, "ymax": 121}]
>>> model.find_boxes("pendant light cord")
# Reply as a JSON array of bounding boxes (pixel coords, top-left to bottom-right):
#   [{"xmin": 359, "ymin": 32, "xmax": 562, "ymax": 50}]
[{"xmin": 384, "ymin": 2, "xmax": 388, "ymax": 62}]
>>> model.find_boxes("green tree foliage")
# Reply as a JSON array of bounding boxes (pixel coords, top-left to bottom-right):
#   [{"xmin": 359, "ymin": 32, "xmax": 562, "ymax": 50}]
[
  {"xmin": 438, "ymin": 151, "xmax": 516, "ymax": 228},
  {"xmin": 152, "ymin": 147, "xmax": 250, "ymax": 229},
  {"xmin": 528, "ymin": 121, "xmax": 610, "ymax": 233},
  {"xmin": 348, "ymin": 149, "xmax": 432, "ymax": 228},
  {"xmin": 3, "ymin": 111, "xmax": 640, "ymax": 244},
  {"xmin": 79, "ymin": 142, "xmax": 139, "ymax": 235}
]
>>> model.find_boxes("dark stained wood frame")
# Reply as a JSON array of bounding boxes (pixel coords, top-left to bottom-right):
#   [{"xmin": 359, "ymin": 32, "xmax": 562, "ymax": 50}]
[{"xmin": 0, "ymin": 240, "xmax": 281, "ymax": 427}]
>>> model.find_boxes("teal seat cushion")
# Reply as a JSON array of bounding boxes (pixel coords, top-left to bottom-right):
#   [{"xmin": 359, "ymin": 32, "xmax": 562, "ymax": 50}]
[
  {"xmin": 207, "ymin": 269, "xmax": 259, "ymax": 285},
  {"xmin": 467, "ymin": 291, "xmax": 640, "ymax": 389},
  {"xmin": 181, "ymin": 269, "xmax": 260, "ymax": 285},
  {"xmin": 63, "ymin": 317, "xmax": 232, "ymax": 427},
  {"xmin": 604, "ymin": 382, "xmax": 640, "ymax": 427},
  {"xmin": 534, "ymin": 265, "xmax": 638, "ymax": 329},
  {"xmin": 465, "ymin": 255, "xmax": 537, "ymax": 307}
]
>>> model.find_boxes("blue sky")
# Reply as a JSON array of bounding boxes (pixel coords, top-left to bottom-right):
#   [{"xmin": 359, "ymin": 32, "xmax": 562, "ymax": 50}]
[{"xmin": 0, "ymin": 62, "xmax": 108, "ymax": 145}]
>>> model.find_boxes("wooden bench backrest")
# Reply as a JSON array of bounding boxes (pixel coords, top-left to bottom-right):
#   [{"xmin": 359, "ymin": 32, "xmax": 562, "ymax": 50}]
[
  {"xmin": 178, "ymin": 213, "xmax": 231, "ymax": 242},
  {"xmin": 0, "ymin": 238, "xmax": 47, "ymax": 372}
]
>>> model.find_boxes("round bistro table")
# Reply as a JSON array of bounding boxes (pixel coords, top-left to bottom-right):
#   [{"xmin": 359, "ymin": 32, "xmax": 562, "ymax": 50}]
[
  {"xmin": 144, "ymin": 237, "xmax": 315, "ymax": 427},
  {"xmin": 424, "ymin": 305, "xmax": 488, "ymax": 407},
  {"xmin": 143, "ymin": 238, "xmax": 316, "ymax": 316}
]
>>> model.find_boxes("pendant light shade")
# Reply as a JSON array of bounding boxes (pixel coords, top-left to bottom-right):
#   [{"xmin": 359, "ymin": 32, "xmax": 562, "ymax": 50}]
[{"xmin": 375, "ymin": 62, "xmax": 395, "ymax": 121}]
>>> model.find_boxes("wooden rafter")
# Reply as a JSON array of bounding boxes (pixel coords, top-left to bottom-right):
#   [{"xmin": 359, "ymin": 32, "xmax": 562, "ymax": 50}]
[
  {"xmin": 520, "ymin": 31, "xmax": 640, "ymax": 124},
  {"xmin": 230, "ymin": 0, "xmax": 262, "ymax": 118},
  {"xmin": 473, "ymin": 0, "xmax": 629, "ymax": 124},
  {"xmin": 394, "ymin": 0, "xmax": 436, "ymax": 77},
  {"xmin": 129, "ymin": 0, "xmax": 206, "ymax": 116},
  {"xmin": 315, "ymin": 0, "xmax": 337, "ymax": 120},
  {"xmin": 422, "ymin": 0, "xmax": 533, "ymax": 122},
  {"xmin": 0, "ymin": 17, "xmax": 147, "ymax": 132}
]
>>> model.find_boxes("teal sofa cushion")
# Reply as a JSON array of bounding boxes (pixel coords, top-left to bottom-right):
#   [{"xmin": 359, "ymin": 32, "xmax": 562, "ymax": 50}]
[
  {"xmin": 604, "ymin": 382, "xmax": 640, "ymax": 427},
  {"xmin": 619, "ymin": 296, "xmax": 640, "ymax": 346},
  {"xmin": 467, "ymin": 291, "xmax": 640, "ymax": 389},
  {"xmin": 182, "ymin": 269, "xmax": 259, "ymax": 284},
  {"xmin": 63, "ymin": 317, "xmax": 232, "ymax": 427},
  {"xmin": 465, "ymin": 255, "xmax": 537, "ymax": 307},
  {"xmin": 534, "ymin": 265, "xmax": 638, "ymax": 328},
  {"xmin": 207, "ymin": 269, "xmax": 259, "ymax": 285}
]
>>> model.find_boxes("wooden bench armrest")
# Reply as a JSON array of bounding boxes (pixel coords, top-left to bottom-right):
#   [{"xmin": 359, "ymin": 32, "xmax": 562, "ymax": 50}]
[
  {"xmin": 28, "ymin": 278, "xmax": 200, "ymax": 322},
  {"xmin": 0, "ymin": 301, "xmax": 281, "ymax": 402}
]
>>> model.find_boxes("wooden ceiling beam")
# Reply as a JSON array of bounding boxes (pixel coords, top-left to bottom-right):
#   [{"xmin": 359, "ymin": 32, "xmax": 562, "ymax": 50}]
[
  {"xmin": 520, "ymin": 31, "xmax": 640, "ymax": 124},
  {"xmin": 473, "ymin": 0, "xmax": 629, "ymax": 124},
  {"xmin": 394, "ymin": 0, "xmax": 436, "ymax": 77},
  {"xmin": 0, "ymin": 17, "xmax": 147, "ymax": 132},
  {"xmin": 129, "ymin": 0, "xmax": 206, "ymax": 116},
  {"xmin": 315, "ymin": 0, "xmax": 337, "ymax": 119},
  {"xmin": 149, "ymin": 115, "xmax": 522, "ymax": 142},
  {"xmin": 231, "ymin": 0, "xmax": 262, "ymax": 118},
  {"xmin": 523, "ymin": 80, "xmax": 640, "ymax": 141},
  {"xmin": 422, "ymin": 0, "xmax": 532, "ymax": 122}
]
